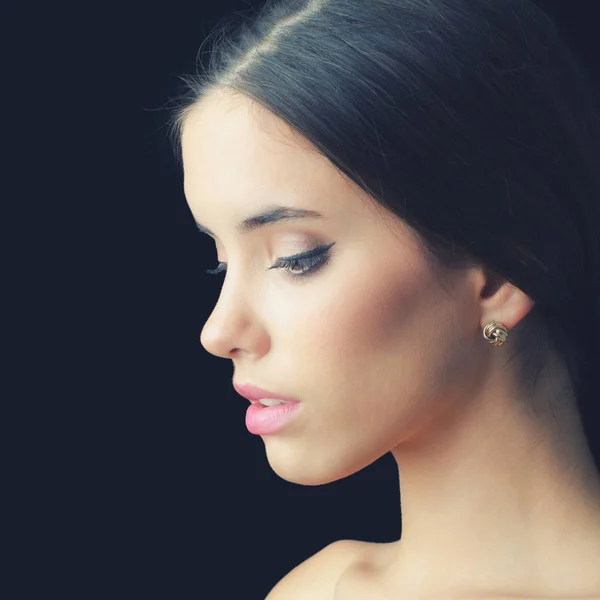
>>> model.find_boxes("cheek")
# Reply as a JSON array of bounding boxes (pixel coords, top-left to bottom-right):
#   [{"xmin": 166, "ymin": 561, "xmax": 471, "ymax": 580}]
[
  {"xmin": 299, "ymin": 267, "xmax": 469, "ymax": 429},
  {"xmin": 332, "ymin": 263, "xmax": 443, "ymax": 367},
  {"xmin": 284, "ymin": 263, "xmax": 449, "ymax": 399},
  {"xmin": 266, "ymin": 256, "xmax": 472, "ymax": 414}
]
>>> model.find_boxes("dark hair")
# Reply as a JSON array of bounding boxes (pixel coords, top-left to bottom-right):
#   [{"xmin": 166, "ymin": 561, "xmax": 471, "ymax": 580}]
[{"xmin": 166, "ymin": 0, "xmax": 600, "ymax": 466}]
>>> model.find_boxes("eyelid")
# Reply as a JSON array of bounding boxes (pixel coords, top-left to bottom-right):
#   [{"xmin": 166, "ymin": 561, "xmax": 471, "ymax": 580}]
[
  {"xmin": 280, "ymin": 243, "xmax": 334, "ymax": 261},
  {"xmin": 205, "ymin": 241, "xmax": 335, "ymax": 278},
  {"xmin": 210, "ymin": 232, "xmax": 325, "ymax": 257},
  {"xmin": 215, "ymin": 242, "xmax": 334, "ymax": 265}
]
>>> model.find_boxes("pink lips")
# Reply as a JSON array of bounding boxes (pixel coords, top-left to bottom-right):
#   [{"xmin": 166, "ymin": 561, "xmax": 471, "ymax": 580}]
[{"xmin": 233, "ymin": 382, "xmax": 300, "ymax": 405}]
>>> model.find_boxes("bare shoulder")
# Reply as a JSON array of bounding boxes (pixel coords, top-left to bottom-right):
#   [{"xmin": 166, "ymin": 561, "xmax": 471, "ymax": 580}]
[{"xmin": 264, "ymin": 539, "xmax": 367, "ymax": 600}]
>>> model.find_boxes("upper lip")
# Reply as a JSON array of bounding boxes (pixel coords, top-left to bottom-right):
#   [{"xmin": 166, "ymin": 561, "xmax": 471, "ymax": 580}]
[{"xmin": 233, "ymin": 382, "xmax": 299, "ymax": 404}]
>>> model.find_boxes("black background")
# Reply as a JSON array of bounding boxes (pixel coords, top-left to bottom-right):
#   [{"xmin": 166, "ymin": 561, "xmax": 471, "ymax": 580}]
[{"xmin": 6, "ymin": 1, "xmax": 599, "ymax": 598}]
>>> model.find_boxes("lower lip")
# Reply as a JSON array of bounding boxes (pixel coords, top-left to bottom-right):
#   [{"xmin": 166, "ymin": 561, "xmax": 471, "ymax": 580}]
[{"xmin": 245, "ymin": 401, "xmax": 302, "ymax": 435}]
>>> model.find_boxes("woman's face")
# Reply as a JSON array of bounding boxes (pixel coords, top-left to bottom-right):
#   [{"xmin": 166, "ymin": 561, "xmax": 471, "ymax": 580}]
[{"xmin": 181, "ymin": 91, "xmax": 489, "ymax": 485}]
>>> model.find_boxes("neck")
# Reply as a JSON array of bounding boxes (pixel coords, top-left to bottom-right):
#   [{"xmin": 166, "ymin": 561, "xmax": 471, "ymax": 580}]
[{"xmin": 388, "ymin": 371, "xmax": 600, "ymax": 598}]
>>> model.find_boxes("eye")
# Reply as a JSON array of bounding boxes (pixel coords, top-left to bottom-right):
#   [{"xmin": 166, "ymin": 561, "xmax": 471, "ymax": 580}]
[{"xmin": 205, "ymin": 242, "xmax": 335, "ymax": 281}]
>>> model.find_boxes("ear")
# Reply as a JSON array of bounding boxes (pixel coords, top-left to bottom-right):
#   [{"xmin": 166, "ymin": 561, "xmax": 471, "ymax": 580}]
[{"xmin": 475, "ymin": 268, "xmax": 536, "ymax": 331}]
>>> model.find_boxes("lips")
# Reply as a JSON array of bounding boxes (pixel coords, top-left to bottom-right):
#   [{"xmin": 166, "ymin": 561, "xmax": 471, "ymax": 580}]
[{"xmin": 233, "ymin": 382, "xmax": 300, "ymax": 405}]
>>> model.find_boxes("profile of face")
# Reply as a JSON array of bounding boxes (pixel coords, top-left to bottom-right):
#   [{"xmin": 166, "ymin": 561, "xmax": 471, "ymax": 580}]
[{"xmin": 181, "ymin": 90, "xmax": 526, "ymax": 487}]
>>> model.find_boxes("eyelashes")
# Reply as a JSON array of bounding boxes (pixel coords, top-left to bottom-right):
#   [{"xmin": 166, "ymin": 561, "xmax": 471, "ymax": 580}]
[{"xmin": 205, "ymin": 242, "xmax": 335, "ymax": 281}]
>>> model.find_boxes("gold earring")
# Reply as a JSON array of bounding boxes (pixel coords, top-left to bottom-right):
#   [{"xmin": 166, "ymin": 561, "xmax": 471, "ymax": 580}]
[{"xmin": 483, "ymin": 321, "xmax": 509, "ymax": 346}]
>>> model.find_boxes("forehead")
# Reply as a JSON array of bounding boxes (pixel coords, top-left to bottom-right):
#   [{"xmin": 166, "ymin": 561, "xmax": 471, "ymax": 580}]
[
  {"xmin": 181, "ymin": 92, "xmax": 357, "ymax": 215},
  {"xmin": 180, "ymin": 92, "xmax": 418, "ymax": 248},
  {"xmin": 184, "ymin": 93, "xmax": 328, "ymax": 182}
]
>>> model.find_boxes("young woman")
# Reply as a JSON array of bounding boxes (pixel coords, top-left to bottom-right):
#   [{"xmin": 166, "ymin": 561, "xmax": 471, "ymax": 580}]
[{"xmin": 167, "ymin": 1, "xmax": 600, "ymax": 597}]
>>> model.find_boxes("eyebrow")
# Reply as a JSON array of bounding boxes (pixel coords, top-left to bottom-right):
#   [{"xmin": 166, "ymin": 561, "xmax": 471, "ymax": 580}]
[{"xmin": 194, "ymin": 204, "xmax": 325, "ymax": 236}]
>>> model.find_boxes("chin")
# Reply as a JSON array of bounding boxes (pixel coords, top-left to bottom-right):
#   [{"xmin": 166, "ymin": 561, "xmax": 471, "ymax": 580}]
[{"xmin": 262, "ymin": 441, "xmax": 379, "ymax": 486}]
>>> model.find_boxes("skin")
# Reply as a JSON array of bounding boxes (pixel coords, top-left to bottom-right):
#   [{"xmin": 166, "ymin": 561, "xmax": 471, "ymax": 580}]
[{"xmin": 181, "ymin": 89, "xmax": 600, "ymax": 598}]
